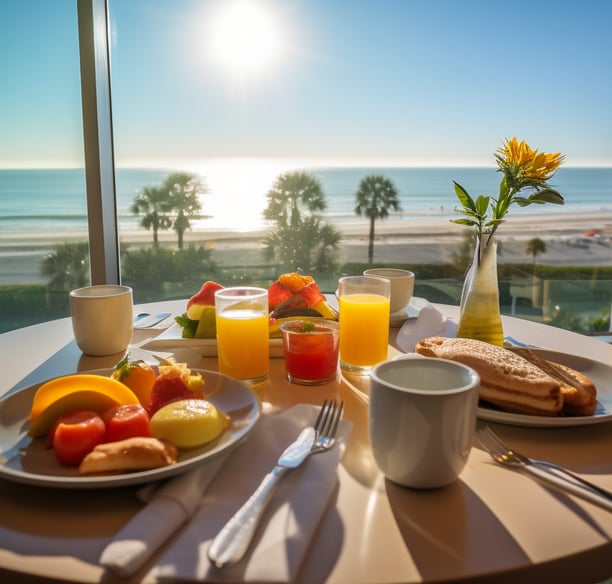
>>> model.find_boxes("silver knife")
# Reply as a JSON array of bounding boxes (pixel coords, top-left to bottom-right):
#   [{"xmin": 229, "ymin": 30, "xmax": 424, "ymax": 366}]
[
  {"xmin": 207, "ymin": 426, "xmax": 316, "ymax": 568},
  {"xmin": 133, "ymin": 312, "xmax": 171, "ymax": 328}
]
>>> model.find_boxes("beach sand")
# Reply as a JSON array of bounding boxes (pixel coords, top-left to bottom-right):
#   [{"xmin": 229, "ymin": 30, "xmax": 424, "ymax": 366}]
[{"xmin": 2, "ymin": 211, "xmax": 611, "ymax": 286}]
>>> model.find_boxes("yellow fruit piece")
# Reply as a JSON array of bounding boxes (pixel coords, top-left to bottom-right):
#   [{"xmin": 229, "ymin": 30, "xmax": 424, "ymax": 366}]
[
  {"xmin": 112, "ymin": 361, "xmax": 156, "ymax": 407},
  {"xmin": 149, "ymin": 399, "xmax": 230, "ymax": 449},
  {"xmin": 312, "ymin": 300, "xmax": 339, "ymax": 320},
  {"xmin": 28, "ymin": 374, "xmax": 139, "ymax": 423},
  {"xmin": 278, "ymin": 273, "xmax": 314, "ymax": 292},
  {"xmin": 269, "ymin": 315, "xmax": 337, "ymax": 338},
  {"xmin": 187, "ymin": 304, "xmax": 205, "ymax": 320},
  {"xmin": 194, "ymin": 305, "xmax": 217, "ymax": 339},
  {"xmin": 27, "ymin": 390, "xmax": 123, "ymax": 438},
  {"xmin": 157, "ymin": 359, "xmax": 205, "ymax": 394}
]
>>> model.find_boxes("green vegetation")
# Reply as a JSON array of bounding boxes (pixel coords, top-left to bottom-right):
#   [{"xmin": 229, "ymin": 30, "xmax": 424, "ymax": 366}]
[
  {"xmin": 354, "ymin": 174, "xmax": 402, "ymax": 263},
  {"xmin": 131, "ymin": 172, "xmax": 204, "ymax": 249},
  {"xmin": 525, "ymin": 237, "xmax": 547, "ymax": 266},
  {"xmin": 130, "ymin": 185, "xmax": 172, "ymax": 246},
  {"xmin": 263, "ymin": 171, "xmax": 341, "ymax": 272},
  {"xmin": 2, "ymin": 170, "xmax": 610, "ymax": 338}
]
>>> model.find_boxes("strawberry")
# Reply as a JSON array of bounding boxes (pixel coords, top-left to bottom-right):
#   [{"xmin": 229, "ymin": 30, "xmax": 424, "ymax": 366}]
[{"xmin": 147, "ymin": 375, "xmax": 199, "ymax": 416}]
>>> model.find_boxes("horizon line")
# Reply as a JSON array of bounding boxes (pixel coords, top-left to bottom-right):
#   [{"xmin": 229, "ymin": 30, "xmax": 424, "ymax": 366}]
[{"xmin": 1, "ymin": 156, "xmax": 611, "ymax": 171}]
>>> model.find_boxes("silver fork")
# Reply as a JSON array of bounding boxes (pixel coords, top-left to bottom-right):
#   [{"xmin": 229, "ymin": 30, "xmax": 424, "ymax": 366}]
[
  {"xmin": 208, "ymin": 399, "xmax": 344, "ymax": 567},
  {"xmin": 478, "ymin": 426, "xmax": 612, "ymax": 505}
]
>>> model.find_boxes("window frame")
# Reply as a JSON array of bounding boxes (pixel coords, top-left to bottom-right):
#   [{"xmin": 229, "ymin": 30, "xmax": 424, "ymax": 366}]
[{"xmin": 77, "ymin": 0, "xmax": 120, "ymax": 284}]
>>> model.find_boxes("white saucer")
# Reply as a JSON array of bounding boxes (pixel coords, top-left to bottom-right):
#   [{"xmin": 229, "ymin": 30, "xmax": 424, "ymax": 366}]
[{"xmin": 390, "ymin": 297, "xmax": 428, "ymax": 327}]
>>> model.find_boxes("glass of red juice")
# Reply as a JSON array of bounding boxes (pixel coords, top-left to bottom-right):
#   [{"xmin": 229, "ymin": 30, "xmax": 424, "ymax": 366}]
[{"xmin": 279, "ymin": 319, "xmax": 340, "ymax": 385}]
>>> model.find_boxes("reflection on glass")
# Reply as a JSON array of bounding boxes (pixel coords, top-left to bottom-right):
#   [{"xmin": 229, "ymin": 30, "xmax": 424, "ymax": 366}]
[{"xmin": 1, "ymin": 0, "xmax": 611, "ymax": 337}]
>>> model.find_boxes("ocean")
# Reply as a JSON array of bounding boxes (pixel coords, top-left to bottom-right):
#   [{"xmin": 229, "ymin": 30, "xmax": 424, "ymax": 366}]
[{"xmin": 1, "ymin": 165, "xmax": 611, "ymax": 235}]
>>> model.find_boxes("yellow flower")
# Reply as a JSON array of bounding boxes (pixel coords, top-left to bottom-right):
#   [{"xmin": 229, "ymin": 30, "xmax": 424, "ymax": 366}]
[
  {"xmin": 453, "ymin": 137, "xmax": 565, "ymax": 261},
  {"xmin": 496, "ymin": 137, "xmax": 564, "ymax": 186}
]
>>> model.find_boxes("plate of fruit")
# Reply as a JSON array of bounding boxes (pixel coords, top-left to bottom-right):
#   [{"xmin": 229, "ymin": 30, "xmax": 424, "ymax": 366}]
[
  {"xmin": 0, "ymin": 358, "xmax": 261, "ymax": 488},
  {"xmin": 143, "ymin": 273, "xmax": 339, "ymax": 357}
]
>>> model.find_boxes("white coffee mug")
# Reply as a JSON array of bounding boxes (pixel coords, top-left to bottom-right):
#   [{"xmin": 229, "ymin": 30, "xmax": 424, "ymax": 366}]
[
  {"xmin": 69, "ymin": 285, "xmax": 133, "ymax": 356},
  {"xmin": 363, "ymin": 268, "xmax": 414, "ymax": 313},
  {"xmin": 369, "ymin": 355, "xmax": 479, "ymax": 489}
]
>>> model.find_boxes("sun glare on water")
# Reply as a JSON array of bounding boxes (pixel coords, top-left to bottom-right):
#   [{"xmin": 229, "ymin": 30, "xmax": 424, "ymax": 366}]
[
  {"xmin": 205, "ymin": 0, "xmax": 286, "ymax": 83},
  {"xmin": 187, "ymin": 158, "xmax": 294, "ymax": 232}
]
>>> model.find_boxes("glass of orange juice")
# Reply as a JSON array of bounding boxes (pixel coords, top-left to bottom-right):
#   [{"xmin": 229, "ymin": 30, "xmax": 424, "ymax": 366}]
[
  {"xmin": 338, "ymin": 275, "xmax": 390, "ymax": 373},
  {"xmin": 214, "ymin": 287, "xmax": 269, "ymax": 384}
]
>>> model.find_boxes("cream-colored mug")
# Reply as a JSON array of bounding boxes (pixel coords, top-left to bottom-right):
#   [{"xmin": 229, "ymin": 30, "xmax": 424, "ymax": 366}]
[
  {"xmin": 369, "ymin": 355, "xmax": 480, "ymax": 489},
  {"xmin": 363, "ymin": 268, "xmax": 414, "ymax": 313},
  {"xmin": 70, "ymin": 285, "xmax": 133, "ymax": 356}
]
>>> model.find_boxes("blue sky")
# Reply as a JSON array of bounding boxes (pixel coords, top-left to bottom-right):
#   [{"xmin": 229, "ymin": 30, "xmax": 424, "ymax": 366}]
[{"xmin": 1, "ymin": 0, "xmax": 611, "ymax": 168}]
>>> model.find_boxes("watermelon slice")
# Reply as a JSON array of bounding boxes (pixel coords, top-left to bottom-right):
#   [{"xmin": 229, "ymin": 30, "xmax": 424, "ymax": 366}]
[
  {"xmin": 298, "ymin": 282, "xmax": 325, "ymax": 307},
  {"xmin": 268, "ymin": 281, "xmax": 294, "ymax": 309},
  {"xmin": 187, "ymin": 281, "xmax": 224, "ymax": 310}
]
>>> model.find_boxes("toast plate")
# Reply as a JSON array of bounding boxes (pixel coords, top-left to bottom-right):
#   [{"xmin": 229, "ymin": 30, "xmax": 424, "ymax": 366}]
[
  {"xmin": 0, "ymin": 369, "xmax": 261, "ymax": 489},
  {"xmin": 477, "ymin": 349, "xmax": 612, "ymax": 427},
  {"xmin": 142, "ymin": 322, "xmax": 285, "ymax": 358}
]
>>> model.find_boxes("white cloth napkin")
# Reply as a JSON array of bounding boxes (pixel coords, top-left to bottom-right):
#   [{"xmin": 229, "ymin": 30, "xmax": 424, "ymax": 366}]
[
  {"xmin": 150, "ymin": 404, "xmax": 351, "ymax": 583},
  {"xmin": 396, "ymin": 302, "xmax": 457, "ymax": 353},
  {"xmin": 100, "ymin": 454, "xmax": 228, "ymax": 577}
]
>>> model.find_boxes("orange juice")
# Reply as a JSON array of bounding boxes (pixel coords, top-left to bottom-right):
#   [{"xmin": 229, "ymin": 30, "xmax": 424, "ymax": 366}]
[
  {"xmin": 216, "ymin": 310, "xmax": 269, "ymax": 381},
  {"xmin": 339, "ymin": 293, "xmax": 390, "ymax": 369}
]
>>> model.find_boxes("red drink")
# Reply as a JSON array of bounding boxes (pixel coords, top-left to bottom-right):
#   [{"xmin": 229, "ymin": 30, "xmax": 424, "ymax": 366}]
[{"xmin": 280, "ymin": 320, "xmax": 339, "ymax": 385}]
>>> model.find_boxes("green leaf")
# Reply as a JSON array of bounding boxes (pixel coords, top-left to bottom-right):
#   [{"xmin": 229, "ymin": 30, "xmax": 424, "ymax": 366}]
[
  {"xmin": 174, "ymin": 314, "xmax": 198, "ymax": 338},
  {"xmin": 453, "ymin": 181, "xmax": 476, "ymax": 212},
  {"xmin": 475, "ymin": 195, "xmax": 490, "ymax": 216},
  {"xmin": 514, "ymin": 196, "xmax": 533, "ymax": 207},
  {"xmin": 450, "ymin": 218, "xmax": 479, "ymax": 227},
  {"xmin": 114, "ymin": 354, "xmax": 129, "ymax": 371},
  {"xmin": 498, "ymin": 175, "xmax": 510, "ymax": 199},
  {"xmin": 527, "ymin": 188, "xmax": 565, "ymax": 205}
]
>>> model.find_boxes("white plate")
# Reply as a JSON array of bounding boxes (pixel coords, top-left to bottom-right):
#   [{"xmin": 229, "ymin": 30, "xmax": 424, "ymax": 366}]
[
  {"xmin": 477, "ymin": 349, "xmax": 612, "ymax": 427},
  {"xmin": 142, "ymin": 322, "xmax": 285, "ymax": 358},
  {"xmin": 0, "ymin": 369, "xmax": 261, "ymax": 489}
]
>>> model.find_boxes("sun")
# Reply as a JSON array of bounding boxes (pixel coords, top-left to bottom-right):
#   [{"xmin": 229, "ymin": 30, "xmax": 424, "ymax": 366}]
[{"xmin": 206, "ymin": 0, "xmax": 285, "ymax": 82}]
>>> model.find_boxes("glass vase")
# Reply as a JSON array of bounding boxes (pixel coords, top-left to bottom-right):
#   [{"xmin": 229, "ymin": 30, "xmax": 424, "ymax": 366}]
[{"xmin": 456, "ymin": 236, "xmax": 504, "ymax": 346}]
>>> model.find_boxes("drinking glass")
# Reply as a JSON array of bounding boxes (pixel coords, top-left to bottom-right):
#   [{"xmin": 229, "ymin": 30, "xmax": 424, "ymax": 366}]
[
  {"xmin": 215, "ymin": 287, "xmax": 269, "ymax": 383},
  {"xmin": 280, "ymin": 319, "xmax": 339, "ymax": 385},
  {"xmin": 338, "ymin": 275, "xmax": 390, "ymax": 373}
]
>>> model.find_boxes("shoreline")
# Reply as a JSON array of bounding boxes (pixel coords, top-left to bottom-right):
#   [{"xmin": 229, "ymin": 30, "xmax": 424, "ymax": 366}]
[{"xmin": 2, "ymin": 211, "xmax": 612, "ymax": 286}]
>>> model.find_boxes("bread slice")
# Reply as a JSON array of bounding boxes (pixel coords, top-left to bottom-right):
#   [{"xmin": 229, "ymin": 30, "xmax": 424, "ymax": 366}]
[
  {"xmin": 79, "ymin": 436, "xmax": 178, "ymax": 475},
  {"xmin": 415, "ymin": 337, "xmax": 563, "ymax": 416},
  {"xmin": 508, "ymin": 348, "xmax": 597, "ymax": 416}
]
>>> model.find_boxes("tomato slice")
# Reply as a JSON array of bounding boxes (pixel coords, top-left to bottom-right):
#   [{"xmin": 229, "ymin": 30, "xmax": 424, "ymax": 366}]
[
  {"xmin": 51, "ymin": 410, "xmax": 106, "ymax": 466},
  {"xmin": 103, "ymin": 404, "xmax": 151, "ymax": 443}
]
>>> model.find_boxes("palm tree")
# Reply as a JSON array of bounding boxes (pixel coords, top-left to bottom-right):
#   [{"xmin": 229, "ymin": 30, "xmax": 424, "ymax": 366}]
[
  {"xmin": 163, "ymin": 172, "xmax": 204, "ymax": 249},
  {"xmin": 315, "ymin": 222, "xmax": 343, "ymax": 271},
  {"xmin": 264, "ymin": 171, "xmax": 327, "ymax": 228},
  {"xmin": 263, "ymin": 171, "xmax": 340, "ymax": 271},
  {"xmin": 41, "ymin": 242, "xmax": 89, "ymax": 291},
  {"xmin": 41, "ymin": 242, "xmax": 89, "ymax": 309},
  {"xmin": 525, "ymin": 237, "xmax": 547, "ymax": 266},
  {"xmin": 130, "ymin": 186, "xmax": 172, "ymax": 245},
  {"xmin": 354, "ymin": 174, "xmax": 402, "ymax": 263}
]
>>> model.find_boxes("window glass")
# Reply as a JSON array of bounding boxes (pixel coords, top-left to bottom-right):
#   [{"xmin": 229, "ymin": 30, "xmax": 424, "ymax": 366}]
[
  {"xmin": 1, "ymin": 1, "xmax": 611, "ymax": 338},
  {"xmin": 0, "ymin": 0, "xmax": 87, "ymax": 333},
  {"xmin": 108, "ymin": 0, "xmax": 612, "ymax": 335}
]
